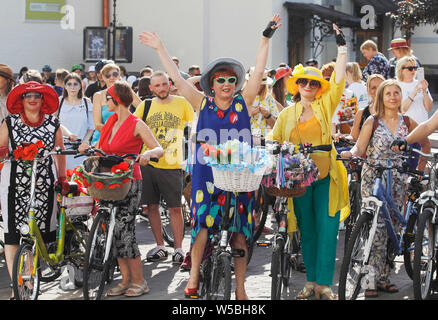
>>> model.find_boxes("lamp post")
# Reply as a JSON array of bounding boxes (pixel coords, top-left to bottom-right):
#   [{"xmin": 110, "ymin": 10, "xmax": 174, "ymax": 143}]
[{"xmin": 111, "ymin": 0, "xmax": 117, "ymax": 61}]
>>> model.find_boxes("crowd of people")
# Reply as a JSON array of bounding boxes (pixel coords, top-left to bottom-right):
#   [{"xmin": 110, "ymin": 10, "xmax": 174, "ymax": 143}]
[{"xmin": 0, "ymin": 13, "xmax": 436, "ymax": 301}]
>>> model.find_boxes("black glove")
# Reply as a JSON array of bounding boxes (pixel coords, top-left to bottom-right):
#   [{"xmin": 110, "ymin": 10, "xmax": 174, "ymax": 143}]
[
  {"xmin": 391, "ymin": 138, "xmax": 408, "ymax": 151},
  {"xmin": 335, "ymin": 29, "xmax": 346, "ymax": 46},
  {"xmin": 263, "ymin": 21, "xmax": 277, "ymax": 39}
]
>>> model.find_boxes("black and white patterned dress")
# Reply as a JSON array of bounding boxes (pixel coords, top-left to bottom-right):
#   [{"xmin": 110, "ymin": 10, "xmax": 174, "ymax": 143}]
[{"xmin": 0, "ymin": 114, "xmax": 60, "ymax": 245}]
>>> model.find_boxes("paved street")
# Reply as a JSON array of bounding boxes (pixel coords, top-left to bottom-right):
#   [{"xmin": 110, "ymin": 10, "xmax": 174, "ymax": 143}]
[{"xmin": 0, "ymin": 210, "xmax": 432, "ymax": 301}]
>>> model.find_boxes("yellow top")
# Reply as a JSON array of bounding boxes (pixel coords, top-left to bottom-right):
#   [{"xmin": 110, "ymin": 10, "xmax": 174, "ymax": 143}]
[
  {"xmin": 134, "ymin": 96, "xmax": 194, "ymax": 169},
  {"xmin": 267, "ymin": 72, "xmax": 350, "ymax": 233},
  {"xmin": 291, "ymin": 116, "xmax": 330, "ymax": 179}
]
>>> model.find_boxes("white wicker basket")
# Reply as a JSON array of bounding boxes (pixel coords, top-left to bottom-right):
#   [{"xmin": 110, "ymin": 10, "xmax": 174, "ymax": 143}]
[
  {"xmin": 64, "ymin": 196, "xmax": 94, "ymax": 217},
  {"xmin": 211, "ymin": 167, "xmax": 266, "ymax": 192}
]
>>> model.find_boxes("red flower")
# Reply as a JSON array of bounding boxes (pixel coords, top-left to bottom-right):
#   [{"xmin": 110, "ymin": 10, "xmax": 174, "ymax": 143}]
[
  {"xmin": 217, "ymin": 194, "xmax": 226, "ymax": 206},
  {"xmin": 122, "ymin": 178, "xmax": 131, "ymax": 184},
  {"xmin": 111, "ymin": 161, "xmax": 130, "ymax": 174},
  {"xmin": 238, "ymin": 202, "xmax": 245, "ymax": 214},
  {"xmin": 94, "ymin": 181, "xmax": 105, "ymax": 189},
  {"xmin": 108, "ymin": 183, "xmax": 122, "ymax": 189}
]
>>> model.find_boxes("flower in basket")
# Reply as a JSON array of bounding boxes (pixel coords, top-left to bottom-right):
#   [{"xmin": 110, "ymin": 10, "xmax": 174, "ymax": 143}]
[
  {"xmin": 111, "ymin": 161, "xmax": 130, "ymax": 175},
  {"xmin": 94, "ymin": 181, "xmax": 105, "ymax": 189}
]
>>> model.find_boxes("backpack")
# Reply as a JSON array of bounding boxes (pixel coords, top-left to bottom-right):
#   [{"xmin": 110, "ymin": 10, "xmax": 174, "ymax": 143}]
[
  {"xmin": 139, "ymin": 99, "xmax": 153, "ymax": 152},
  {"xmin": 58, "ymin": 97, "xmax": 89, "ymax": 119},
  {"xmin": 371, "ymin": 114, "xmax": 411, "ymax": 138}
]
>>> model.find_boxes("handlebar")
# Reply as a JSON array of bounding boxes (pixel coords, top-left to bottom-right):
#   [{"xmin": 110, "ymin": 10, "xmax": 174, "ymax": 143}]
[{"xmin": 84, "ymin": 147, "xmax": 159, "ymax": 163}]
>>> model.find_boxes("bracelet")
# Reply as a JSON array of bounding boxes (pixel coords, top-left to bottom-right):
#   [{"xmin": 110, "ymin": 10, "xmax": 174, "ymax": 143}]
[
  {"xmin": 338, "ymin": 46, "xmax": 348, "ymax": 54},
  {"xmin": 408, "ymin": 96, "xmax": 414, "ymax": 102},
  {"xmin": 264, "ymin": 113, "xmax": 272, "ymax": 119}
]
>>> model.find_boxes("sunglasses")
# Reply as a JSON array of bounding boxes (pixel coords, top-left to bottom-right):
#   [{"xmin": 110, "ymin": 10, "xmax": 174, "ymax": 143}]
[
  {"xmin": 104, "ymin": 71, "xmax": 120, "ymax": 79},
  {"xmin": 22, "ymin": 92, "xmax": 43, "ymax": 99},
  {"xmin": 296, "ymin": 78, "xmax": 321, "ymax": 89},
  {"xmin": 213, "ymin": 76, "xmax": 237, "ymax": 85},
  {"xmin": 106, "ymin": 95, "xmax": 114, "ymax": 101},
  {"xmin": 402, "ymin": 66, "xmax": 418, "ymax": 72},
  {"xmin": 66, "ymin": 82, "xmax": 81, "ymax": 88}
]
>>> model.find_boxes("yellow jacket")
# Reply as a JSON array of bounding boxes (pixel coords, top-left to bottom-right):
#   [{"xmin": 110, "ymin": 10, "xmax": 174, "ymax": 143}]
[{"xmin": 267, "ymin": 72, "xmax": 350, "ymax": 233}]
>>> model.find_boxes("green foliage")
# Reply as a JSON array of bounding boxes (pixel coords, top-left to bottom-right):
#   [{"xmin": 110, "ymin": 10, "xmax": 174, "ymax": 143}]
[{"xmin": 387, "ymin": 0, "xmax": 438, "ymax": 39}]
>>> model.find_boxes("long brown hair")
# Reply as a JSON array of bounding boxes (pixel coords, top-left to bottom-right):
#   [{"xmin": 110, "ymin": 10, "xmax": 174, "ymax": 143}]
[
  {"xmin": 62, "ymin": 73, "xmax": 83, "ymax": 99},
  {"xmin": 373, "ymin": 79, "xmax": 402, "ymax": 117},
  {"xmin": 272, "ymin": 78, "xmax": 286, "ymax": 107}
]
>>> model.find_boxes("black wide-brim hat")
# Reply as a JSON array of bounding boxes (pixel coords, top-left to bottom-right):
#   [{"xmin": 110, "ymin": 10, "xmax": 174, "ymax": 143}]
[{"xmin": 200, "ymin": 57, "xmax": 245, "ymax": 97}]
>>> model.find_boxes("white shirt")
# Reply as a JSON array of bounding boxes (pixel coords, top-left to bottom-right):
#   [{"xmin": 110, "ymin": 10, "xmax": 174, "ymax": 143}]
[
  {"xmin": 347, "ymin": 82, "xmax": 368, "ymax": 110},
  {"xmin": 399, "ymin": 79, "xmax": 433, "ymax": 124}
]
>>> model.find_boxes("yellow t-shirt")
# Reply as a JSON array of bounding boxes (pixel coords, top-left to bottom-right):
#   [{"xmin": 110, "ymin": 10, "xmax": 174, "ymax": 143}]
[
  {"xmin": 290, "ymin": 116, "xmax": 330, "ymax": 179},
  {"xmin": 134, "ymin": 96, "xmax": 194, "ymax": 169}
]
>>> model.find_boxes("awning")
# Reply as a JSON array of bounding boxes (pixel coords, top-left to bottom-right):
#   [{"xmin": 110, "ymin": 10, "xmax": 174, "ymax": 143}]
[
  {"xmin": 351, "ymin": 0, "xmax": 398, "ymax": 15},
  {"xmin": 283, "ymin": 2, "xmax": 362, "ymax": 28}
]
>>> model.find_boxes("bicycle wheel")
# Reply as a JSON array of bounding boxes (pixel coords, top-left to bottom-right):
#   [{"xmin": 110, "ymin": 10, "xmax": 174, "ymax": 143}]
[
  {"xmin": 345, "ymin": 181, "xmax": 361, "ymax": 249},
  {"xmin": 403, "ymin": 213, "xmax": 417, "ymax": 280},
  {"xmin": 413, "ymin": 207, "xmax": 437, "ymax": 300},
  {"xmin": 39, "ymin": 242, "xmax": 62, "ymax": 282},
  {"xmin": 12, "ymin": 243, "xmax": 41, "ymax": 300},
  {"xmin": 65, "ymin": 221, "xmax": 89, "ymax": 287},
  {"xmin": 339, "ymin": 211, "xmax": 373, "ymax": 300},
  {"xmin": 270, "ymin": 237, "xmax": 284, "ymax": 300},
  {"xmin": 83, "ymin": 210, "xmax": 114, "ymax": 300},
  {"xmin": 161, "ymin": 199, "xmax": 186, "ymax": 248},
  {"xmin": 208, "ymin": 254, "xmax": 232, "ymax": 300}
]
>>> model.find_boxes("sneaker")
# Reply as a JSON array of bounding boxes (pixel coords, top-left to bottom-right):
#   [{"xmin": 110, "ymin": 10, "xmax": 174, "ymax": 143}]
[
  {"xmin": 172, "ymin": 250, "xmax": 185, "ymax": 265},
  {"xmin": 147, "ymin": 246, "xmax": 168, "ymax": 262}
]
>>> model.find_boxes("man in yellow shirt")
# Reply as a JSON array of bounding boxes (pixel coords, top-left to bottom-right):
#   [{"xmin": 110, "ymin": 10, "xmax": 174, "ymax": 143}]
[{"xmin": 134, "ymin": 70, "xmax": 194, "ymax": 264}]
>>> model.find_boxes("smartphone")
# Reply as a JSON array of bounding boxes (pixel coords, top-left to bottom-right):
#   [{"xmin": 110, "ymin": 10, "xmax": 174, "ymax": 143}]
[{"xmin": 417, "ymin": 67, "xmax": 425, "ymax": 82}]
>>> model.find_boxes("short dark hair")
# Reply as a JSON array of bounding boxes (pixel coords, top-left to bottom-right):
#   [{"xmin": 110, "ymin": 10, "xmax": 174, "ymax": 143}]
[
  {"xmin": 112, "ymin": 81, "xmax": 133, "ymax": 107},
  {"xmin": 138, "ymin": 77, "xmax": 153, "ymax": 99}
]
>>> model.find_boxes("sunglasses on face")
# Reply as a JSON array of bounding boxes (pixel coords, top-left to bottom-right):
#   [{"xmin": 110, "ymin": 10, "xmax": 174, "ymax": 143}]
[
  {"xmin": 66, "ymin": 82, "xmax": 81, "ymax": 88},
  {"xmin": 104, "ymin": 71, "xmax": 120, "ymax": 79},
  {"xmin": 22, "ymin": 92, "xmax": 43, "ymax": 100},
  {"xmin": 213, "ymin": 76, "xmax": 237, "ymax": 85},
  {"xmin": 402, "ymin": 66, "xmax": 418, "ymax": 72},
  {"xmin": 106, "ymin": 95, "xmax": 114, "ymax": 101},
  {"xmin": 296, "ymin": 78, "xmax": 321, "ymax": 89}
]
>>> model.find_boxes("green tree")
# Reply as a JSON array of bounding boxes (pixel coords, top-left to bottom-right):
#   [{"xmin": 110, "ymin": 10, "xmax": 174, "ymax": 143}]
[{"xmin": 387, "ymin": 0, "xmax": 438, "ymax": 40}]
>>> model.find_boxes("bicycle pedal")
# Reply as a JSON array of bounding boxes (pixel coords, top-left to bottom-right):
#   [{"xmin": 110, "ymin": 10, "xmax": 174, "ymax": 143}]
[
  {"xmin": 231, "ymin": 249, "xmax": 245, "ymax": 258},
  {"xmin": 256, "ymin": 241, "xmax": 272, "ymax": 247},
  {"xmin": 185, "ymin": 293, "xmax": 200, "ymax": 299}
]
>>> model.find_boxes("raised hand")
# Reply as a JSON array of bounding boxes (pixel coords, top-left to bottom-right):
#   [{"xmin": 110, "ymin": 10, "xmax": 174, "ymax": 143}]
[
  {"xmin": 262, "ymin": 14, "xmax": 282, "ymax": 38},
  {"xmin": 138, "ymin": 31, "xmax": 163, "ymax": 50},
  {"xmin": 333, "ymin": 23, "xmax": 346, "ymax": 46}
]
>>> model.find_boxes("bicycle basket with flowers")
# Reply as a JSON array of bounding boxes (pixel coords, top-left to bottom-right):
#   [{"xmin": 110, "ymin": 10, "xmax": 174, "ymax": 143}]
[
  {"xmin": 202, "ymin": 139, "xmax": 270, "ymax": 192},
  {"xmin": 261, "ymin": 142, "xmax": 319, "ymax": 197},
  {"xmin": 74, "ymin": 156, "xmax": 134, "ymax": 201}
]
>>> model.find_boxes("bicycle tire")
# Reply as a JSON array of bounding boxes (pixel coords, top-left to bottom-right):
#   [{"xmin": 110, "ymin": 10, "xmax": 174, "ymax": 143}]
[
  {"xmin": 403, "ymin": 213, "xmax": 417, "ymax": 280},
  {"xmin": 161, "ymin": 200, "xmax": 186, "ymax": 248},
  {"xmin": 413, "ymin": 207, "xmax": 436, "ymax": 300},
  {"xmin": 65, "ymin": 221, "xmax": 89, "ymax": 288},
  {"xmin": 339, "ymin": 211, "xmax": 373, "ymax": 300},
  {"xmin": 12, "ymin": 243, "xmax": 41, "ymax": 300},
  {"xmin": 344, "ymin": 181, "xmax": 361, "ymax": 250},
  {"xmin": 200, "ymin": 256, "xmax": 212, "ymax": 299},
  {"xmin": 208, "ymin": 254, "xmax": 232, "ymax": 300},
  {"xmin": 83, "ymin": 210, "xmax": 114, "ymax": 300},
  {"xmin": 270, "ymin": 237, "xmax": 284, "ymax": 300}
]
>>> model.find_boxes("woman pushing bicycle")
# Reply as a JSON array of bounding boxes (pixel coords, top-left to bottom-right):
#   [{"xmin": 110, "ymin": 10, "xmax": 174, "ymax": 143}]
[
  {"xmin": 78, "ymin": 81, "xmax": 163, "ymax": 297},
  {"xmin": 0, "ymin": 81, "xmax": 69, "ymax": 299},
  {"xmin": 341, "ymin": 79, "xmax": 430, "ymax": 297},
  {"xmin": 268, "ymin": 24, "xmax": 349, "ymax": 300},
  {"xmin": 139, "ymin": 14, "xmax": 282, "ymax": 300}
]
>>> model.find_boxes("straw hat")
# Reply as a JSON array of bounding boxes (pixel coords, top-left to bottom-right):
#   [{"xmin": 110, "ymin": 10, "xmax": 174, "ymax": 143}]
[
  {"xmin": 245, "ymin": 67, "xmax": 273, "ymax": 86},
  {"xmin": 0, "ymin": 64, "xmax": 14, "ymax": 81},
  {"xmin": 286, "ymin": 64, "xmax": 330, "ymax": 99},
  {"xmin": 388, "ymin": 38, "xmax": 409, "ymax": 51}
]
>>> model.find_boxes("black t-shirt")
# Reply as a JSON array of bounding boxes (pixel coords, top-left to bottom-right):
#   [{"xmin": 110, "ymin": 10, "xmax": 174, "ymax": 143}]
[{"xmin": 85, "ymin": 80, "xmax": 106, "ymax": 102}]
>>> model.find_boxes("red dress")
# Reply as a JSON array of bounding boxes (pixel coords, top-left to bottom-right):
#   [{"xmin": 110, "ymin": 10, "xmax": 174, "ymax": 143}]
[{"xmin": 99, "ymin": 113, "xmax": 143, "ymax": 180}]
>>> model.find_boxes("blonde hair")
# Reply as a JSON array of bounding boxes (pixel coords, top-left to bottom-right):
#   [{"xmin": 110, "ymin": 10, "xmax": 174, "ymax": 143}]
[
  {"xmin": 346, "ymin": 62, "xmax": 362, "ymax": 82},
  {"xmin": 100, "ymin": 63, "xmax": 120, "ymax": 77},
  {"xmin": 395, "ymin": 55, "xmax": 417, "ymax": 81},
  {"xmin": 373, "ymin": 79, "xmax": 402, "ymax": 117},
  {"xmin": 366, "ymin": 74, "xmax": 385, "ymax": 92},
  {"xmin": 360, "ymin": 40, "xmax": 378, "ymax": 52},
  {"xmin": 320, "ymin": 62, "xmax": 336, "ymax": 79}
]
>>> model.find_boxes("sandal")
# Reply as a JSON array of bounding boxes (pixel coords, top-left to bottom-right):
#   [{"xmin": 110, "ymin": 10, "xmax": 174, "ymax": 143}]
[
  {"xmin": 107, "ymin": 282, "xmax": 131, "ymax": 296},
  {"xmin": 296, "ymin": 283, "xmax": 315, "ymax": 299},
  {"xmin": 125, "ymin": 281, "xmax": 150, "ymax": 297},
  {"xmin": 315, "ymin": 287, "xmax": 338, "ymax": 300},
  {"xmin": 377, "ymin": 282, "xmax": 399, "ymax": 293},
  {"xmin": 364, "ymin": 289, "xmax": 378, "ymax": 298}
]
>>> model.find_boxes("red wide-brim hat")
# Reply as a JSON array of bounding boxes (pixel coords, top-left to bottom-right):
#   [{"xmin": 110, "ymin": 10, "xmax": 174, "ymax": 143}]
[{"xmin": 6, "ymin": 81, "xmax": 59, "ymax": 115}]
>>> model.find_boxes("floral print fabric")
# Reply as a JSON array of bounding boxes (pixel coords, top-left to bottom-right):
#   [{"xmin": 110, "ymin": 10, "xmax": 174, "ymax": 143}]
[{"xmin": 362, "ymin": 52, "xmax": 391, "ymax": 81}]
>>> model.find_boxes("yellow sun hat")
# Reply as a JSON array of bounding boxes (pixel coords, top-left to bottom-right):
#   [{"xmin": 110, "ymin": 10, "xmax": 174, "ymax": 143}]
[{"xmin": 286, "ymin": 64, "xmax": 330, "ymax": 99}]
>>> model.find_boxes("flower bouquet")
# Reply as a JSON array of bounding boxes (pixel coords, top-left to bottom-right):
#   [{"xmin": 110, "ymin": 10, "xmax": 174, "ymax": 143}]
[
  {"xmin": 261, "ymin": 142, "xmax": 319, "ymax": 197},
  {"xmin": 76, "ymin": 157, "xmax": 134, "ymax": 201},
  {"xmin": 202, "ymin": 139, "xmax": 271, "ymax": 192},
  {"xmin": 12, "ymin": 140, "xmax": 45, "ymax": 176}
]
